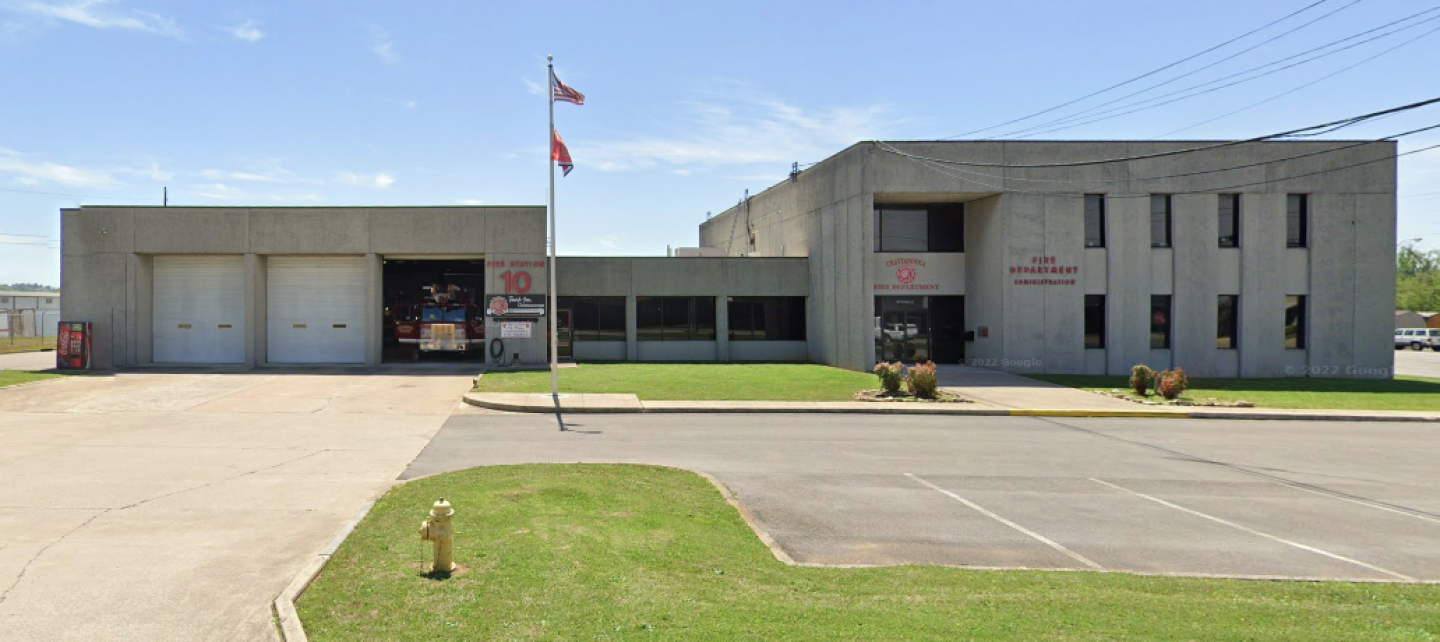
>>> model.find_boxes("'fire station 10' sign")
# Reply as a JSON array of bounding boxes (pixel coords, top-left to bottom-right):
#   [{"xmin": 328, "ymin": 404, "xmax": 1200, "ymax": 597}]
[{"xmin": 1011, "ymin": 256, "xmax": 1079, "ymax": 286}]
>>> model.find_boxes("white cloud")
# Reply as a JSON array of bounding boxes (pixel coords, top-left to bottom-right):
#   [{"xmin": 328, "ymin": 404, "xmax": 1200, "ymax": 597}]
[
  {"xmin": 597, "ymin": 233, "xmax": 619, "ymax": 249},
  {"xmin": 14, "ymin": 0, "xmax": 183, "ymax": 38},
  {"xmin": 521, "ymin": 77, "xmax": 545, "ymax": 96},
  {"xmin": 195, "ymin": 182, "xmax": 243, "ymax": 200},
  {"xmin": 198, "ymin": 168, "xmax": 288, "ymax": 183},
  {"xmin": 369, "ymin": 25, "xmax": 398, "ymax": 63},
  {"xmin": 0, "ymin": 148, "xmax": 116, "ymax": 186},
  {"xmin": 117, "ymin": 161, "xmax": 171, "ymax": 181},
  {"xmin": 335, "ymin": 171, "xmax": 394, "ymax": 189},
  {"xmin": 455, "ymin": 199, "xmax": 483, "ymax": 205},
  {"xmin": 224, "ymin": 18, "xmax": 262, "ymax": 43},
  {"xmin": 577, "ymin": 89, "xmax": 898, "ymax": 172},
  {"xmin": 404, "ymin": 100, "xmax": 417, "ymax": 109}
]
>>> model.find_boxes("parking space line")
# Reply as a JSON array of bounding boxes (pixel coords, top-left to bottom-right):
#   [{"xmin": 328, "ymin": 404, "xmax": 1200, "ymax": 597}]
[
  {"xmin": 904, "ymin": 473, "xmax": 1102, "ymax": 570},
  {"xmin": 1089, "ymin": 477, "xmax": 1416, "ymax": 582}
]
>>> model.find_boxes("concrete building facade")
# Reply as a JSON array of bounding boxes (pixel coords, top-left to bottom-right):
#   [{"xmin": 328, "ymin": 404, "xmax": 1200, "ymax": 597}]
[
  {"xmin": 701, "ymin": 140, "xmax": 1397, "ymax": 378},
  {"xmin": 61, "ymin": 140, "xmax": 1396, "ymax": 377}
]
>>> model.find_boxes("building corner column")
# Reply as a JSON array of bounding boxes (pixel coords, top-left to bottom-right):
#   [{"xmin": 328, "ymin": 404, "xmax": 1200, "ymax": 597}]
[
  {"xmin": 714, "ymin": 293, "xmax": 729, "ymax": 362},
  {"xmin": 625, "ymin": 295, "xmax": 638, "ymax": 361},
  {"xmin": 365, "ymin": 253, "xmax": 382, "ymax": 366}
]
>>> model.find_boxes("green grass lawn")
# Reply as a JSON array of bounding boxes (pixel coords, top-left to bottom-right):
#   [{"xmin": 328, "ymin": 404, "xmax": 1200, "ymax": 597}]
[
  {"xmin": 298, "ymin": 464, "xmax": 1440, "ymax": 641},
  {"xmin": 0, "ymin": 337, "xmax": 53, "ymax": 354},
  {"xmin": 0, "ymin": 370, "xmax": 63, "ymax": 388},
  {"xmin": 472, "ymin": 363, "xmax": 875, "ymax": 401},
  {"xmin": 1028, "ymin": 374, "xmax": 1440, "ymax": 411}
]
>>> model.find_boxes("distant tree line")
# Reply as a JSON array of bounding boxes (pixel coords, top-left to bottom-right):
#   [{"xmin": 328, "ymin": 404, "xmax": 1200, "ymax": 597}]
[
  {"xmin": 1397, "ymin": 245, "xmax": 1440, "ymax": 312},
  {"xmin": 0, "ymin": 283, "xmax": 58, "ymax": 292}
]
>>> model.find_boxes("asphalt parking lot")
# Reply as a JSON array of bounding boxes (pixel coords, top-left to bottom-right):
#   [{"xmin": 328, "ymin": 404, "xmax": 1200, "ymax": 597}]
[
  {"xmin": 1395, "ymin": 348, "xmax": 1440, "ymax": 379},
  {"xmin": 407, "ymin": 412, "xmax": 1440, "ymax": 582}
]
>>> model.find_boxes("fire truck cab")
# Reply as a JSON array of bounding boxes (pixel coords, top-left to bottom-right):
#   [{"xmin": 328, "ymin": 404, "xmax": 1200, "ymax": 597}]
[{"xmin": 392, "ymin": 285, "xmax": 485, "ymax": 357}]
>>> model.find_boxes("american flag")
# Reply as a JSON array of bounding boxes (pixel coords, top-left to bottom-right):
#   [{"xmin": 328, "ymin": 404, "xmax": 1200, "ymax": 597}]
[
  {"xmin": 551, "ymin": 129, "xmax": 574, "ymax": 176},
  {"xmin": 551, "ymin": 72, "xmax": 585, "ymax": 106}
]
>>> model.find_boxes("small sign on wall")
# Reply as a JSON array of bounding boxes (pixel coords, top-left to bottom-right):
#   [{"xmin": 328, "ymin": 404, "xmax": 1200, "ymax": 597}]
[{"xmin": 500, "ymin": 321, "xmax": 532, "ymax": 339}]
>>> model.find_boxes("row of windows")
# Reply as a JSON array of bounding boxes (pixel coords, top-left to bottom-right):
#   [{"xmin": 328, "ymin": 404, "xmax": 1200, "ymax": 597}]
[
  {"xmin": 560, "ymin": 296, "xmax": 807, "ymax": 342},
  {"xmin": 1084, "ymin": 294, "xmax": 1307, "ymax": 350},
  {"xmin": 1086, "ymin": 194, "xmax": 1310, "ymax": 249}
]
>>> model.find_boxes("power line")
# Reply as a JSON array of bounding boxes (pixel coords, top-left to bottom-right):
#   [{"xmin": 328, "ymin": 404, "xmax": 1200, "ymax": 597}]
[
  {"xmin": 1154, "ymin": 22, "xmax": 1440, "ymax": 137},
  {"xmin": 943, "ymin": 0, "xmax": 1336, "ymax": 139},
  {"xmin": 877, "ymin": 121, "xmax": 1440, "ymax": 188},
  {"xmin": 877, "ymin": 95, "xmax": 1440, "ymax": 170},
  {"xmin": 997, "ymin": 7, "xmax": 1440, "ymax": 139},
  {"xmin": 0, "ymin": 186, "xmax": 147, "ymax": 200}
]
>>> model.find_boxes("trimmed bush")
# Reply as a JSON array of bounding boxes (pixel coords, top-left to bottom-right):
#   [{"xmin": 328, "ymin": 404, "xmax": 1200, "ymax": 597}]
[
  {"xmin": 906, "ymin": 361, "xmax": 939, "ymax": 399},
  {"xmin": 1129, "ymin": 365, "xmax": 1155, "ymax": 397},
  {"xmin": 1158, "ymin": 367, "xmax": 1189, "ymax": 400},
  {"xmin": 872, "ymin": 361, "xmax": 904, "ymax": 395}
]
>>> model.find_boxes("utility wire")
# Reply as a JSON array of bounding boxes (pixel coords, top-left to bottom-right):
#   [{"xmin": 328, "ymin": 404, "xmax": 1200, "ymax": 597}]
[
  {"xmin": 877, "ymin": 95, "xmax": 1440, "ymax": 169},
  {"xmin": 944, "ymin": 0, "xmax": 1335, "ymax": 139},
  {"xmin": 1154, "ymin": 22, "xmax": 1440, "ymax": 137},
  {"xmin": 980, "ymin": 0, "xmax": 1368, "ymax": 141},
  {"xmin": 998, "ymin": 8, "xmax": 1440, "ymax": 139},
  {"xmin": 877, "ymin": 121, "xmax": 1440, "ymax": 188},
  {"xmin": 0, "ymin": 186, "xmax": 146, "ymax": 200}
]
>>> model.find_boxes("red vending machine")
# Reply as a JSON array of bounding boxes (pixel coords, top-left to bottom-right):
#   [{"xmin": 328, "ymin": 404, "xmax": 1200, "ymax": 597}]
[{"xmin": 56, "ymin": 321, "xmax": 92, "ymax": 370}]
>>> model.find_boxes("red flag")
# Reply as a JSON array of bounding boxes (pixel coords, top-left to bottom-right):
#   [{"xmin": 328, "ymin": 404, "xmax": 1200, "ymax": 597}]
[
  {"xmin": 552, "ymin": 71, "xmax": 585, "ymax": 106},
  {"xmin": 551, "ymin": 129, "xmax": 574, "ymax": 176}
]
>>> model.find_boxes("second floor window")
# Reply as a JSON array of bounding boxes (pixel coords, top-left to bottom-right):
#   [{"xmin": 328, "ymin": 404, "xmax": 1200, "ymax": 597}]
[
  {"xmin": 874, "ymin": 204, "xmax": 964, "ymax": 252},
  {"xmin": 1218, "ymin": 194, "xmax": 1240, "ymax": 248},
  {"xmin": 1151, "ymin": 195, "xmax": 1172, "ymax": 248},
  {"xmin": 1085, "ymin": 194, "xmax": 1106, "ymax": 248},
  {"xmin": 1287, "ymin": 194, "xmax": 1308, "ymax": 248}
]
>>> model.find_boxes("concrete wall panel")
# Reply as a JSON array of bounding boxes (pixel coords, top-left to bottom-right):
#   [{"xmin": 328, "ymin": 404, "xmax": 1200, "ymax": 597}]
[
  {"xmin": 637, "ymin": 341, "xmax": 716, "ymax": 361},
  {"xmin": 135, "ymin": 209, "xmax": 249, "ymax": 254},
  {"xmin": 1240, "ymin": 193, "xmax": 1286, "ymax": 377},
  {"xmin": 1308, "ymin": 194, "xmax": 1357, "ymax": 372},
  {"xmin": 250, "ymin": 209, "xmax": 370, "ymax": 254},
  {"xmin": 369, "ymin": 208, "xmax": 491, "ymax": 255},
  {"xmin": 729, "ymin": 341, "xmax": 807, "ymax": 361},
  {"xmin": 573, "ymin": 341, "xmax": 626, "ymax": 361},
  {"xmin": 62, "ymin": 207, "xmax": 134, "ymax": 256}
]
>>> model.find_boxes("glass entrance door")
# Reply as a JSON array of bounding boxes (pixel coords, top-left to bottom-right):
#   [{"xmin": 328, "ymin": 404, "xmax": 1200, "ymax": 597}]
[{"xmin": 874, "ymin": 297, "xmax": 930, "ymax": 363}]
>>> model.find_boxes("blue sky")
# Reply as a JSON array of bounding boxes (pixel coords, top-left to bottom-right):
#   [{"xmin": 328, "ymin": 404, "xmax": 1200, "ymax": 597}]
[{"xmin": 2, "ymin": 0, "xmax": 1439, "ymax": 287}]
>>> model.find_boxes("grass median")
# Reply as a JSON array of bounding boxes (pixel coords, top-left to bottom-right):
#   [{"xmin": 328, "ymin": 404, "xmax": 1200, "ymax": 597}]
[
  {"xmin": 0, "ymin": 370, "xmax": 63, "ymax": 388},
  {"xmin": 298, "ymin": 464, "xmax": 1440, "ymax": 641},
  {"xmin": 1028, "ymin": 374, "xmax": 1440, "ymax": 411},
  {"xmin": 472, "ymin": 363, "xmax": 875, "ymax": 401}
]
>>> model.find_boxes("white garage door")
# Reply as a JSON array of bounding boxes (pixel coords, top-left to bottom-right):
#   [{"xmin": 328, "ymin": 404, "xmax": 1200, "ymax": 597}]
[
  {"xmin": 153, "ymin": 255, "xmax": 246, "ymax": 364},
  {"xmin": 267, "ymin": 256, "xmax": 367, "ymax": 364}
]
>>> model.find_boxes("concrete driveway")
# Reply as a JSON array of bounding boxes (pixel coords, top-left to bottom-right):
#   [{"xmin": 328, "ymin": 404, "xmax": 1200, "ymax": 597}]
[
  {"xmin": 0, "ymin": 350, "xmax": 57, "ymax": 372},
  {"xmin": 1395, "ymin": 349, "xmax": 1440, "ymax": 378},
  {"xmin": 0, "ymin": 367, "xmax": 477, "ymax": 641},
  {"xmin": 407, "ymin": 413, "xmax": 1440, "ymax": 583}
]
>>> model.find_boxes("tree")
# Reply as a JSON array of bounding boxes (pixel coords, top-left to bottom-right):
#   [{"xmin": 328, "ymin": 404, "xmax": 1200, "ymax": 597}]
[{"xmin": 1396, "ymin": 245, "xmax": 1440, "ymax": 312}]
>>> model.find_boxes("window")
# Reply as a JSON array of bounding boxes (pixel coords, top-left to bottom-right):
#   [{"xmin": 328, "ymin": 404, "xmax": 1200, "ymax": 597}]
[
  {"xmin": 45, "ymin": 298, "xmax": 54, "ymax": 304},
  {"xmin": 1084, "ymin": 195, "xmax": 1106, "ymax": 248},
  {"xmin": 1217, "ymin": 295, "xmax": 1239, "ymax": 349},
  {"xmin": 1287, "ymin": 194, "xmax": 1308, "ymax": 248},
  {"xmin": 729, "ymin": 296, "xmax": 806, "ymax": 341},
  {"xmin": 874, "ymin": 204, "xmax": 964, "ymax": 252},
  {"xmin": 1218, "ymin": 194, "xmax": 1240, "ymax": 248},
  {"xmin": 1151, "ymin": 295, "xmax": 1171, "ymax": 349},
  {"xmin": 637, "ymin": 296, "xmax": 715, "ymax": 340},
  {"xmin": 1284, "ymin": 295, "xmax": 1306, "ymax": 349},
  {"xmin": 564, "ymin": 297, "xmax": 625, "ymax": 341},
  {"xmin": 1084, "ymin": 295, "xmax": 1105, "ymax": 349},
  {"xmin": 1151, "ymin": 195, "xmax": 1172, "ymax": 247}
]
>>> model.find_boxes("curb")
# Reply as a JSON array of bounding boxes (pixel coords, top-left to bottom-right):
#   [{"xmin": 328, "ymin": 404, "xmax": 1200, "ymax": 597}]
[
  {"xmin": 273, "ymin": 501, "xmax": 375, "ymax": 642},
  {"xmin": 462, "ymin": 394, "xmax": 1440, "ymax": 422}
]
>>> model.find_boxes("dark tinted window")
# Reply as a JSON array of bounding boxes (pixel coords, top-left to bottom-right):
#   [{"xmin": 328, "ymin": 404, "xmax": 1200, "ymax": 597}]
[
  {"xmin": 563, "ymin": 297, "xmax": 625, "ymax": 341},
  {"xmin": 1285, "ymin": 295, "xmax": 1306, "ymax": 349},
  {"xmin": 1151, "ymin": 295, "xmax": 1171, "ymax": 349},
  {"xmin": 1287, "ymin": 194, "xmax": 1308, "ymax": 248},
  {"xmin": 1217, "ymin": 295, "xmax": 1239, "ymax": 349},
  {"xmin": 1219, "ymin": 194, "xmax": 1240, "ymax": 248},
  {"xmin": 927, "ymin": 204, "xmax": 964, "ymax": 252},
  {"xmin": 637, "ymin": 296, "xmax": 715, "ymax": 340},
  {"xmin": 1151, "ymin": 195, "xmax": 1172, "ymax": 248},
  {"xmin": 874, "ymin": 207, "xmax": 927, "ymax": 252},
  {"xmin": 1085, "ymin": 195, "xmax": 1106, "ymax": 248},
  {"xmin": 729, "ymin": 297, "xmax": 806, "ymax": 341},
  {"xmin": 1084, "ymin": 295, "xmax": 1105, "ymax": 349}
]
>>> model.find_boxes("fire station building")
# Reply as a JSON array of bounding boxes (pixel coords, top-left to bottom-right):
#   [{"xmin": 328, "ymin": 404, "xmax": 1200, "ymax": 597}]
[{"xmin": 61, "ymin": 139, "xmax": 1398, "ymax": 378}]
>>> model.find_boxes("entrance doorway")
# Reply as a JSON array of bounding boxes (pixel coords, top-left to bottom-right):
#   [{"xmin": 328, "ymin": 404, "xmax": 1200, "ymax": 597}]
[
  {"xmin": 874, "ymin": 295, "xmax": 964, "ymax": 364},
  {"xmin": 381, "ymin": 258, "xmax": 486, "ymax": 363}
]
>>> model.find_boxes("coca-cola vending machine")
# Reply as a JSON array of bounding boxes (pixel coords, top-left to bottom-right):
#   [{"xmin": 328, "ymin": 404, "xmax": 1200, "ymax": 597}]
[{"xmin": 56, "ymin": 321, "xmax": 91, "ymax": 370}]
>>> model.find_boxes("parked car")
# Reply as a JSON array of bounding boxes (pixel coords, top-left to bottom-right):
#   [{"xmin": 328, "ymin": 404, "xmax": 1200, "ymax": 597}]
[{"xmin": 1393, "ymin": 328, "xmax": 1440, "ymax": 351}]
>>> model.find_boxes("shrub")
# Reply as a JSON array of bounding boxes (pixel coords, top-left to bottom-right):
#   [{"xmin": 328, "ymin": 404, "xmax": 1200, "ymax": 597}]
[
  {"xmin": 906, "ymin": 360, "xmax": 939, "ymax": 399},
  {"xmin": 872, "ymin": 361, "xmax": 904, "ymax": 395},
  {"xmin": 1129, "ymin": 365, "xmax": 1155, "ymax": 397},
  {"xmin": 1158, "ymin": 367, "xmax": 1189, "ymax": 400}
]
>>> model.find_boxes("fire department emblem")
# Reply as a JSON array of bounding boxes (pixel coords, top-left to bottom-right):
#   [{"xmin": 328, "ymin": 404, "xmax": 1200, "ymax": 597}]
[
  {"xmin": 896, "ymin": 266, "xmax": 917, "ymax": 285},
  {"xmin": 488, "ymin": 296, "xmax": 509, "ymax": 316}
]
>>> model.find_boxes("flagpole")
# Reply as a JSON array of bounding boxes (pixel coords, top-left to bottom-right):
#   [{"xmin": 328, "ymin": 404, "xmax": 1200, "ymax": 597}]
[{"xmin": 547, "ymin": 56, "xmax": 559, "ymax": 402}]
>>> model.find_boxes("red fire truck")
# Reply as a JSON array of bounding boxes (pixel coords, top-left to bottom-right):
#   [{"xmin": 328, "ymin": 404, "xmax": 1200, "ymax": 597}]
[{"xmin": 393, "ymin": 285, "xmax": 485, "ymax": 358}]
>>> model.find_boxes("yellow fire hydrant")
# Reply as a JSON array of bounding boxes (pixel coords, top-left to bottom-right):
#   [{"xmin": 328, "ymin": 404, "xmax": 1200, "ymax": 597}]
[{"xmin": 418, "ymin": 498, "xmax": 456, "ymax": 573}]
